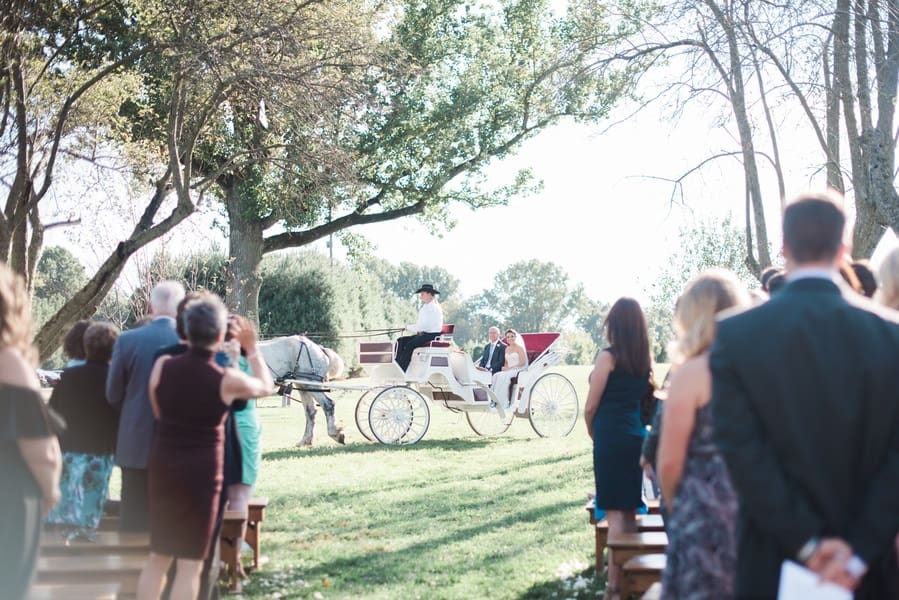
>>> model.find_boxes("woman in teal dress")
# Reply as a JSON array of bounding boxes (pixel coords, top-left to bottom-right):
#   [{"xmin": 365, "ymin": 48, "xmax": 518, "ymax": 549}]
[
  {"xmin": 224, "ymin": 334, "xmax": 263, "ymax": 578},
  {"xmin": 0, "ymin": 262, "xmax": 62, "ymax": 599}
]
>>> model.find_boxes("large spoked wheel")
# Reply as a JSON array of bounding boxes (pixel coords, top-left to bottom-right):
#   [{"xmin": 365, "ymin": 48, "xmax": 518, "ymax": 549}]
[
  {"xmin": 466, "ymin": 400, "xmax": 514, "ymax": 437},
  {"xmin": 368, "ymin": 386, "xmax": 430, "ymax": 445},
  {"xmin": 354, "ymin": 390, "xmax": 377, "ymax": 441},
  {"xmin": 527, "ymin": 373, "xmax": 579, "ymax": 437}
]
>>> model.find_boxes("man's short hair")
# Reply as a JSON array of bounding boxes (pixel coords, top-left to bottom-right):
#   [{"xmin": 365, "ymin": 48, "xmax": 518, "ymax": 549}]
[
  {"xmin": 150, "ymin": 280, "xmax": 186, "ymax": 317},
  {"xmin": 783, "ymin": 193, "xmax": 845, "ymax": 264}
]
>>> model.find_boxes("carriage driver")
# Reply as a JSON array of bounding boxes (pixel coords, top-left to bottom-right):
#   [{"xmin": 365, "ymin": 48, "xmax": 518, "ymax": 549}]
[{"xmin": 395, "ymin": 284, "xmax": 444, "ymax": 371}]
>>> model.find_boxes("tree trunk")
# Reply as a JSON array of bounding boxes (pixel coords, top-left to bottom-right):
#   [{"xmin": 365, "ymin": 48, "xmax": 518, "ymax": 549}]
[
  {"xmin": 704, "ymin": 0, "xmax": 772, "ymax": 270},
  {"xmin": 223, "ymin": 178, "xmax": 265, "ymax": 322}
]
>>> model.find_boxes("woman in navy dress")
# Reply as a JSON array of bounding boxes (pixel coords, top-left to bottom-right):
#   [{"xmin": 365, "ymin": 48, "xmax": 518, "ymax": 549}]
[
  {"xmin": 136, "ymin": 295, "xmax": 274, "ymax": 600},
  {"xmin": 584, "ymin": 297, "xmax": 652, "ymax": 592}
]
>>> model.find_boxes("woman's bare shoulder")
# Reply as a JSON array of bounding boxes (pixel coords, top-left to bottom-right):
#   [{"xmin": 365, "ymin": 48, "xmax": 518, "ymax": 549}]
[
  {"xmin": 0, "ymin": 347, "xmax": 39, "ymax": 389},
  {"xmin": 668, "ymin": 354, "xmax": 710, "ymax": 405}
]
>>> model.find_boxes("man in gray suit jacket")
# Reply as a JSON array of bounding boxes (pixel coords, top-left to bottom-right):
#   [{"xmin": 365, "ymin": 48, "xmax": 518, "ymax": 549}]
[{"xmin": 107, "ymin": 280, "xmax": 184, "ymax": 532}]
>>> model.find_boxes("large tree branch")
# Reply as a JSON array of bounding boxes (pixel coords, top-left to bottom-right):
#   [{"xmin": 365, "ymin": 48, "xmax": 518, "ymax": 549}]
[{"xmin": 263, "ymin": 199, "xmax": 425, "ymax": 253}]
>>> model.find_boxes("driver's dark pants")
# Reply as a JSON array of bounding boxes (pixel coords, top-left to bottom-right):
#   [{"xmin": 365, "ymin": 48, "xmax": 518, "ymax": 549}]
[{"xmin": 396, "ymin": 333, "xmax": 440, "ymax": 370}]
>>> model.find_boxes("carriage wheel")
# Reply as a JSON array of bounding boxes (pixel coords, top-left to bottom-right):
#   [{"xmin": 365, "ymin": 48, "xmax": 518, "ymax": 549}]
[
  {"xmin": 354, "ymin": 390, "xmax": 377, "ymax": 441},
  {"xmin": 466, "ymin": 404, "xmax": 514, "ymax": 437},
  {"xmin": 527, "ymin": 373, "xmax": 579, "ymax": 437},
  {"xmin": 368, "ymin": 386, "xmax": 430, "ymax": 445}
]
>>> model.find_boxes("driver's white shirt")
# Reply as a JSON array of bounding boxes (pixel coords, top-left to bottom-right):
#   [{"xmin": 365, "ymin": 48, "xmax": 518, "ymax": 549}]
[{"xmin": 407, "ymin": 301, "xmax": 443, "ymax": 333}]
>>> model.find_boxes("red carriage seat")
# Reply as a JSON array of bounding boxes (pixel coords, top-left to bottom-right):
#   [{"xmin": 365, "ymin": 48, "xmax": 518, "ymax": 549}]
[
  {"xmin": 519, "ymin": 332, "xmax": 560, "ymax": 366},
  {"xmin": 429, "ymin": 323, "xmax": 455, "ymax": 347}
]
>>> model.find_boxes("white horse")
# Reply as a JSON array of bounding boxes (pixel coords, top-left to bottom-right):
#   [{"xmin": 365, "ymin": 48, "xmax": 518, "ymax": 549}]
[{"xmin": 257, "ymin": 335, "xmax": 346, "ymax": 446}]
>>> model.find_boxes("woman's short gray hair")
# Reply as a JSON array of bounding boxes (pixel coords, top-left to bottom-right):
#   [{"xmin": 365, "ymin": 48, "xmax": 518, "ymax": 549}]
[{"xmin": 183, "ymin": 294, "xmax": 228, "ymax": 348}]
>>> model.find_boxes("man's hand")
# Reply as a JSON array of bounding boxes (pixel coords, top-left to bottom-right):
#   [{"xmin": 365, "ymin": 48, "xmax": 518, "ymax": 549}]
[{"xmin": 806, "ymin": 538, "xmax": 863, "ymax": 591}]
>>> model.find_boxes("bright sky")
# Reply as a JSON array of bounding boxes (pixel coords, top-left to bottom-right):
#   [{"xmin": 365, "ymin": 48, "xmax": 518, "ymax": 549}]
[
  {"xmin": 348, "ymin": 97, "xmax": 899, "ymax": 305},
  {"xmin": 350, "ymin": 104, "xmax": 780, "ymax": 305}
]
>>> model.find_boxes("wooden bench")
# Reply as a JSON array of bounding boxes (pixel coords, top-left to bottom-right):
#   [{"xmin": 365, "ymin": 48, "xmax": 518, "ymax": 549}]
[
  {"xmin": 246, "ymin": 497, "xmax": 269, "ymax": 570},
  {"xmin": 593, "ymin": 514, "xmax": 665, "ymax": 573},
  {"xmin": 40, "ymin": 531, "xmax": 150, "ymax": 557},
  {"xmin": 96, "ymin": 515, "xmax": 120, "ymax": 531},
  {"xmin": 36, "ymin": 554, "xmax": 146, "ymax": 596},
  {"xmin": 585, "ymin": 500, "xmax": 664, "ymax": 573},
  {"xmin": 641, "ymin": 581, "xmax": 662, "ymax": 600},
  {"xmin": 219, "ymin": 510, "xmax": 248, "ymax": 593},
  {"xmin": 621, "ymin": 553, "xmax": 666, "ymax": 597},
  {"xmin": 606, "ymin": 531, "xmax": 668, "ymax": 598},
  {"xmin": 28, "ymin": 582, "xmax": 120, "ymax": 600}
]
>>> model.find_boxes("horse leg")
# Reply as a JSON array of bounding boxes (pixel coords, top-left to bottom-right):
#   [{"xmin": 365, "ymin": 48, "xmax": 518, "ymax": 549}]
[
  {"xmin": 295, "ymin": 393, "xmax": 316, "ymax": 447},
  {"xmin": 319, "ymin": 393, "xmax": 345, "ymax": 445}
]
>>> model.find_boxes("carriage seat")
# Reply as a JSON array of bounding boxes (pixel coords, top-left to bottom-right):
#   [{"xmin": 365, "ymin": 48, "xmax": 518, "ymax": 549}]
[
  {"xmin": 449, "ymin": 350, "xmax": 475, "ymax": 384},
  {"xmin": 428, "ymin": 324, "xmax": 455, "ymax": 346}
]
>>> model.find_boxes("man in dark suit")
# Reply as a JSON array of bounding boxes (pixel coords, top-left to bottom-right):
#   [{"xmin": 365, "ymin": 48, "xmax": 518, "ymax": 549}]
[
  {"xmin": 477, "ymin": 326, "xmax": 506, "ymax": 374},
  {"xmin": 710, "ymin": 193, "xmax": 899, "ymax": 599},
  {"xmin": 106, "ymin": 280, "xmax": 184, "ymax": 532}
]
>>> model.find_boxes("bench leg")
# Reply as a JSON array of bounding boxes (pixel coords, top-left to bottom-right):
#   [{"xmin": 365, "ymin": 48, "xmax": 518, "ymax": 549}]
[
  {"xmin": 220, "ymin": 537, "xmax": 242, "ymax": 593},
  {"xmin": 246, "ymin": 521, "xmax": 260, "ymax": 570},
  {"xmin": 595, "ymin": 528, "xmax": 608, "ymax": 574}
]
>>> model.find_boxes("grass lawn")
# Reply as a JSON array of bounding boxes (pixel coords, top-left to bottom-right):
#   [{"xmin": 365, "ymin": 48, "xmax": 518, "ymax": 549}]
[{"xmin": 235, "ymin": 364, "xmax": 608, "ymax": 599}]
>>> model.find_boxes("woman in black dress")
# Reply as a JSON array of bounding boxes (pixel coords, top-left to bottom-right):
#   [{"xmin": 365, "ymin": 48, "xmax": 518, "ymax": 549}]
[
  {"xmin": 47, "ymin": 321, "xmax": 120, "ymax": 533},
  {"xmin": 136, "ymin": 294, "xmax": 273, "ymax": 600},
  {"xmin": 0, "ymin": 262, "xmax": 62, "ymax": 599},
  {"xmin": 584, "ymin": 297, "xmax": 652, "ymax": 592}
]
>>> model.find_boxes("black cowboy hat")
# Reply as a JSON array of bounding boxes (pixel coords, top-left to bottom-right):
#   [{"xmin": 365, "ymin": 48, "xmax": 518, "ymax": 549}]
[{"xmin": 414, "ymin": 284, "xmax": 440, "ymax": 295}]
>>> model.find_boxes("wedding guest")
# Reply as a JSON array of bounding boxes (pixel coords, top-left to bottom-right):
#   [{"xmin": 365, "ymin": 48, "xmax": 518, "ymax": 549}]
[
  {"xmin": 137, "ymin": 297, "xmax": 273, "ymax": 600},
  {"xmin": 62, "ymin": 319, "xmax": 91, "ymax": 367},
  {"xmin": 107, "ymin": 280, "xmax": 184, "ymax": 532},
  {"xmin": 225, "ymin": 329, "xmax": 263, "ymax": 581},
  {"xmin": 584, "ymin": 297, "xmax": 652, "ymax": 593},
  {"xmin": 765, "ymin": 270, "xmax": 786, "ymax": 294},
  {"xmin": 0, "ymin": 262, "xmax": 61, "ymax": 599},
  {"xmin": 851, "ymin": 260, "xmax": 877, "ymax": 298},
  {"xmin": 156, "ymin": 293, "xmax": 247, "ymax": 599},
  {"xmin": 47, "ymin": 321, "xmax": 120, "ymax": 533},
  {"xmin": 876, "ymin": 247, "xmax": 899, "ymax": 310},
  {"xmin": 759, "ymin": 266, "xmax": 780, "ymax": 293},
  {"xmin": 712, "ymin": 193, "xmax": 899, "ymax": 598},
  {"xmin": 657, "ymin": 269, "xmax": 750, "ymax": 599},
  {"xmin": 491, "ymin": 328, "xmax": 528, "ymax": 409}
]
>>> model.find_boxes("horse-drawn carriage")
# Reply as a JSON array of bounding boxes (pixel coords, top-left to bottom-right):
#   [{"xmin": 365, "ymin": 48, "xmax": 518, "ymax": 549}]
[{"xmin": 349, "ymin": 325, "xmax": 580, "ymax": 445}]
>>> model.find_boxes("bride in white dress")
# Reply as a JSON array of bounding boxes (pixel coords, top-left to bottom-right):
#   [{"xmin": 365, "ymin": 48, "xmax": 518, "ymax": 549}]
[{"xmin": 492, "ymin": 329, "xmax": 528, "ymax": 409}]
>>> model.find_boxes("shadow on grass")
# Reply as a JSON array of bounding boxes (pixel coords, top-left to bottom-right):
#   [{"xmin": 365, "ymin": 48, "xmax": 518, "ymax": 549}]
[
  {"xmin": 518, "ymin": 565, "xmax": 604, "ymax": 599},
  {"xmin": 304, "ymin": 498, "xmax": 575, "ymax": 583},
  {"xmin": 262, "ymin": 437, "xmax": 496, "ymax": 460}
]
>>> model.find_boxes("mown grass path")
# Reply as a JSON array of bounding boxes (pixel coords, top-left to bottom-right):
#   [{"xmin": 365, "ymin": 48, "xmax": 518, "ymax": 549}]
[{"xmin": 240, "ymin": 365, "xmax": 608, "ymax": 599}]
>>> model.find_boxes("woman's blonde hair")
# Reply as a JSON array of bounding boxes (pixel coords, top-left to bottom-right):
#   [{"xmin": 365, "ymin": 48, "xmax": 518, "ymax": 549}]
[
  {"xmin": 670, "ymin": 268, "xmax": 750, "ymax": 363},
  {"xmin": 876, "ymin": 247, "xmax": 899, "ymax": 310},
  {"xmin": 0, "ymin": 261, "xmax": 37, "ymax": 366}
]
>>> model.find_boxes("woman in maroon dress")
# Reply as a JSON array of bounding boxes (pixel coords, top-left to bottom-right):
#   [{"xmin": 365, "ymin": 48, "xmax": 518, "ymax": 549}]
[{"xmin": 136, "ymin": 295, "xmax": 273, "ymax": 600}]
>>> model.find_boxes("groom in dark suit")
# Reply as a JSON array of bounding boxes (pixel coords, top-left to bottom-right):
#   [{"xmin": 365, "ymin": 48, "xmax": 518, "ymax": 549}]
[
  {"xmin": 477, "ymin": 326, "xmax": 506, "ymax": 374},
  {"xmin": 710, "ymin": 193, "xmax": 899, "ymax": 599}
]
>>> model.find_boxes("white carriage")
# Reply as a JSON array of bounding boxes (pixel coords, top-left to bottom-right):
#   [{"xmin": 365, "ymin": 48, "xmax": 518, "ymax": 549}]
[{"xmin": 352, "ymin": 325, "xmax": 580, "ymax": 445}]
